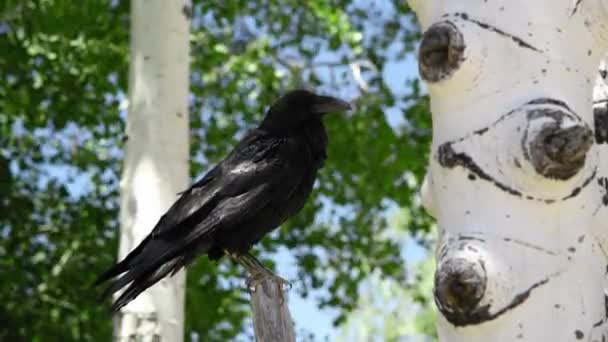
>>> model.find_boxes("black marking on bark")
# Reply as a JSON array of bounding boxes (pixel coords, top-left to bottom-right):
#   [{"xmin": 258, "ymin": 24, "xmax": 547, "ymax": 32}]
[
  {"xmin": 439, "ymin": 245, "xmax": 449, "ymax": 260},
  {"xmin": 594, "ymin": 105, "xmax": 608, "ymax": 144},
  {"xmin": 571, "ymin": 0, "xmax": 584, "ymax": 16},
  {"xmin": 438, "ymin": 142, "xmax": 597, "ymax": 202},
  {"xmin": 459, "ymin": 235, "xmax": 485, "ymax": 243},
  {"xmin": 503, "ymin": 237, "xmax": 558, "ymax": 256},
  {"xmin": 473, "ymin": 127, "xmax": 489, "ymax": 135},
  {"xmin": 527, "ymin": 107, "xmax": 568, "ymax": 123},
  {"xmin": 438, "ymin": 144, "xmax": 523, "ymax": 197},
  {"xmin": 599, "ymin": 178, "xmax": 608, "ymax": 206},
  {"xmin": 594, "ymin": 319, "xmax": 604, "ymax": 328},
  {"xmin": 182, "ymin": 4, "xmax": 193, "ymax": 19},
  {"xmin": 601, "ymin": 70, "xmax": 607, "ymax": 79},
  {"xmin": 528, "ymin": 98, "xmax": 572, "ymax": 112},
  {"xmin": 513, "ymin": 157, "xmax": 522, "ymax": 168},
  {"xmin": 604, "ymin": 294, "xmax": 608, "ymax": 317},
  {"xmin": 578, "ymin": 235, "xmax": 586, "ymax": 243},
  {"xmin": 561, "ymin": 168, "xmax": 597, "ymax": 201},
  {"xmin": 490, "ymin": 279, "xmax": 550, "ymax": 320},
  {"xmin": 568, "ymin": 247, "xmax": 576, "ymax": 253},
  {"xmin": 468, "ymin": 174, "xmax": 477, "ymax": 181},
  {"xmin": 575, "ymin": 330, "xmax": 584, "ymax": 339},
  {"xmin": 451, "ymin": 13, "xmax": 542, "ymax": 53},
  {"xmin": 438, "ymin": 275, "xmax": 551, "ymax": 327}
]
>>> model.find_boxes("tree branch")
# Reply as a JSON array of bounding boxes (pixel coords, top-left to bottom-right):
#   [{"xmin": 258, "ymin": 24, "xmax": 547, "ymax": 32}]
[{"xmin": 250, "ymin": 279, "xmax": 295, "ymax": 342}]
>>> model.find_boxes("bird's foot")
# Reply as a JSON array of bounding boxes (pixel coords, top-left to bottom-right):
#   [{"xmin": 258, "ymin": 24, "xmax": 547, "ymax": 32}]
[
  {"xmin": 246, "ymin": 272, "xmax": 291, "ymax": 292},
  {"xmin": 246, "ymin": 272, "xmax": 292, "ymax": 304},
  {"xmin": 230, "ymin": 251, "xmax": 292, "ymax": 302}
]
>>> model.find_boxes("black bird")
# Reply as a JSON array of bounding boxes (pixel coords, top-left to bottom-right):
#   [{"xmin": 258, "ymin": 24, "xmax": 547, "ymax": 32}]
[{"xmin": 95, "ymin": 89, "xmax": 351, "ymax": 312}]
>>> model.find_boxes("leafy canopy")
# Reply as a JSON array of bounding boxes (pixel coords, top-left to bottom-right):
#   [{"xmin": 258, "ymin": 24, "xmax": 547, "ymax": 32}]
[{"xmin": 0, "ymin": 0, "xmax": 431, "ymax": 340}]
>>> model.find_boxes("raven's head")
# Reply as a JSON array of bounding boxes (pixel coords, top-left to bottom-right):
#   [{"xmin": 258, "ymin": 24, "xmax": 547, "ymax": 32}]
[{"xmin": 261, "ymin": 89, "xmax": 351, "ymax": 131}]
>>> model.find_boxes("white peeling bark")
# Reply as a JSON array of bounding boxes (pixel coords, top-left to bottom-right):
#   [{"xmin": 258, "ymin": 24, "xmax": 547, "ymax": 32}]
[
  {"xmin": 411, "ymin": 0, "xmax": 608, "ymax": 340},
  {"xmin": 114, "ymin": 1, "xmax": 190, "ymax": 341}
]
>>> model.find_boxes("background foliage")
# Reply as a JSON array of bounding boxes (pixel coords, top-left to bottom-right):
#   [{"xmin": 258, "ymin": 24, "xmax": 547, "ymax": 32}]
[{"xmin": 0, "ymin": 0, "xmax": 434, "ymax": 340}]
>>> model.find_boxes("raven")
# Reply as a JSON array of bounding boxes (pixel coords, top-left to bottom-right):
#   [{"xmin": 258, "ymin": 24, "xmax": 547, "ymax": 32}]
[{"xmin": 95, "ymin": 89, "xmax": 351, "ymax": 312}]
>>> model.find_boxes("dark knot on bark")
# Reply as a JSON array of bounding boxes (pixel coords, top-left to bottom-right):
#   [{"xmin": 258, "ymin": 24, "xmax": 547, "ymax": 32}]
[
  {"xmin": 525, "ymin": 108, "xmax": 593, "ymax": 180},
  {"xmin": 434, "ymin": 257, "xmax": 487, "ymax": 324},
  {"xmin": 418, "ymin": 21, "xmax": 465, "ymax": 82}
]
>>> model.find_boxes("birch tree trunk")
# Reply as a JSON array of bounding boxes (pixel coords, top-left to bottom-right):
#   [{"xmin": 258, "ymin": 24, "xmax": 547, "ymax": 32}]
[
  {"xmin": 410, "ymin": 0, "xmax": 608, "ymax": 340},
  {"xmin": 114, "ymin": 1, "xmax": 190, "ymax": 341}
]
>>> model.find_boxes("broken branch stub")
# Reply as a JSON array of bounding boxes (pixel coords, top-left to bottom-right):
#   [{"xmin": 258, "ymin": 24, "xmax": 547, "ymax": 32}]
[
  {"xmin": 250, "ymin": 279, "xmax": 295, "ymax": 342},
  {"xmin": 434, "ymin": 257, "xmax": 487, "ymax": 326},
  {"xmin": 418, "ymin": 21, "xmax": 465, "ymax": 83},
  {"xmin": 524, "ymin": 108, "xmax": 593, "ymax": 180}
]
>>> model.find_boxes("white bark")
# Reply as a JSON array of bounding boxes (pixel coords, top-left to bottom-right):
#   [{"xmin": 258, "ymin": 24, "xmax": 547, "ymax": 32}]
[
  {"xmin": 115, "ymin": 1, "xmax": 190, "ymax": 341},
  {"xmin": 411, "ymin": 0, "xmax": 608, "ymax": 340}
]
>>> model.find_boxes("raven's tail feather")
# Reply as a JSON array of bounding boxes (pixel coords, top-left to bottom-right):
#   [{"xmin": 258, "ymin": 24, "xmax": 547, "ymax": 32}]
[
  {"xmin": 93, "ymin": 235, "xmax": 153, "ymax": 287},
  {"xmin": 109, "ymin": 258, "xmax": 183, "ymax": 312},
  {"xmin": 94, "ymin": 237, "xmax": 180, "ymax": 309},
  {"xmin": 95, "ymin": 236, "xmax": 211, "ymax": 312}
]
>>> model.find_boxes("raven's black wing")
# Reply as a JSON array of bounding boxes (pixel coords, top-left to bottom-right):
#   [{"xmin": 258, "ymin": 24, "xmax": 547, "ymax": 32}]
[
  {"xmin": 105, "ymin": 181, "xmax": 280, "ymax": 312},
  {"xmin": 95, "ymin": 129, "xmax": 301, "ymax": 311},
  {"xmin": 150, "ymin": 129, "xmax": 286, "ymax": 238}
]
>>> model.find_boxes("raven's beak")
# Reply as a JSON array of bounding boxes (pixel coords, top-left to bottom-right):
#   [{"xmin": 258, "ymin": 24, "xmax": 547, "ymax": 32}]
[{"xmin": 312, "ymin": 95, "xmax": 352, "ymax": 114}]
